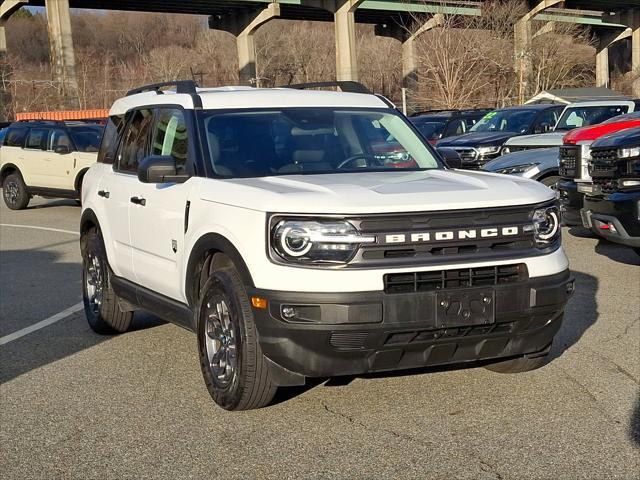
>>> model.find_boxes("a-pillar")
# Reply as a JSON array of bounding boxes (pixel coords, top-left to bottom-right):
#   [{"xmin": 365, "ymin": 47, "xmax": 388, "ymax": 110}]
[
  {"xmin": 45, "ymin": 0, "xmax": 79, "ymax": 109},
  {"xmin": 209, "ymin": 3, "xmax": 280, "ymax": 86}
]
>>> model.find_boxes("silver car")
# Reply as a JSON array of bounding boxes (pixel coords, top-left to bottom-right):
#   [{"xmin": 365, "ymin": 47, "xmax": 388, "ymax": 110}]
[{"xmin": 482, "ymin": 147, "xmax": 560, "ymax": 188}]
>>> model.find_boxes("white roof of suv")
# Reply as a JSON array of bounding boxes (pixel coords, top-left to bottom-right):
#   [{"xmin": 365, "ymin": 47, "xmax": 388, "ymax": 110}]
[{"xmin": 109, "ymin": 87, "xmax": 389, "ymax": 116}]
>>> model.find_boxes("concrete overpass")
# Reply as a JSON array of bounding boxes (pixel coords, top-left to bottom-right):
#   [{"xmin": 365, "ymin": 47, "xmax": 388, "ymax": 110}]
[{"xmin": 1, "ymin": 0, "xmax": 639, "ymax": 110}]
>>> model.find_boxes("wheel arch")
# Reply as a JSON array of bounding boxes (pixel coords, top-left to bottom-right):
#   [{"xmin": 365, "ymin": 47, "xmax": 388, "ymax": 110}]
[
  {"xmin": 185, "ymin": 232, "xmax": 255, "ymax": 308},
  {"xmin": 74, "ymin": 168, "xmax": 89, "ymax": 193},
  {"xmin": 535, "ymin": 169, "xmax": 560, "ymax": 182},
  {"xmin": 0, "ymin": 163, "xmax": 22, "ymax": 184},
  {"xmin": 80, "ymin": 208, "xmax": 101, "ymax": 239}
]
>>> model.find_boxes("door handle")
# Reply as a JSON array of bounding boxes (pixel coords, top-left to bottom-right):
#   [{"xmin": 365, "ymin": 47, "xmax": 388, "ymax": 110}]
[
  {"xmin": 130, "ymin": 196, "xmax": 146, "ymax": 206},
  {"xmin": 98, "ymin": 190, "xmax": 110, "ymax": 198}
]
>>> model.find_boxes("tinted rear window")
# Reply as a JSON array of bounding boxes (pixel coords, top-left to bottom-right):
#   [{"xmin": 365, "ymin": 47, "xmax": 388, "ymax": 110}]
[{"xmin": 4, "ymin": 128, "xmax": 28, "ymax": 148}]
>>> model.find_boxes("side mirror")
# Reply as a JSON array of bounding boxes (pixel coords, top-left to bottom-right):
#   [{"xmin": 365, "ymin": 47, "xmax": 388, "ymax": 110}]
[
  {"xmin": 437, "ymin": 147, "xmax": 462, "ymax": 169},
  {"xmin": 54, "ymin": 145, "xmax": 70, "ymax": 154},
  {"xmin": 138, "ymin": 155, "xmax": 190, "ymax": 184}
]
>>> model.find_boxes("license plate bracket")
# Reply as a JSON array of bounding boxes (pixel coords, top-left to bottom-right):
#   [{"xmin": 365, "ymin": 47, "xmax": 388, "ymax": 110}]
[{"xmin": 435, "ymin": 289, "xmax": 495, "ymax": 328}]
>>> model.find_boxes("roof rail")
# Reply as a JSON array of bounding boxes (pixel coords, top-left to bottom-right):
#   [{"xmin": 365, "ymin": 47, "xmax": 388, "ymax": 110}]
[
  {"xmin": 126, "ymin": 80, "xmax": 198, "ymax": 97},
  {"xmin": 280, "ymin": 81, "xmax": 371, "ymax": 94}
]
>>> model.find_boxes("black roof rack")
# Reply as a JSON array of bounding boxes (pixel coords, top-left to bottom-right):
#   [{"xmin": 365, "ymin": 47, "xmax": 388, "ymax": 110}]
[
  {"xmin": 126, "ymin": 80, "xmax": 198, "ymax": 96},
  {"xmin": 280, "ymin": 81, "xmax": 371, "ymax": 94}
]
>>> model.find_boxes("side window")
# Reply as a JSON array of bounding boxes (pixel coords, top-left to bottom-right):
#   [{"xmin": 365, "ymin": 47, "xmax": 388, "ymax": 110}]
[
  {"xmin": 98, "ymin": 115, "xmax": 125, "ymax": 164},
  {"xmin": 444, "ymin": 119, "xmax": 466, "ymax": 137},
  {"xmin": 4, "ymin": 128, "xmax": 28, "ymax": 148},
  {"xmin": 534, "ymin": 110, "xmax": 559, "ymax": 132},
  {"xmin": 116, "ymin": 109, "xmax": 153, "ymax": 173},
  {"xmin": 25, "ymin": 128, "xmax": 50, "ymax": 150},
  {"xmin": 151, "ymin": 108, "xmax": 189, "ymax": 173},
  {"xmin": 49, "ymin": 129, "xmax": 73, "ymax": 152}
]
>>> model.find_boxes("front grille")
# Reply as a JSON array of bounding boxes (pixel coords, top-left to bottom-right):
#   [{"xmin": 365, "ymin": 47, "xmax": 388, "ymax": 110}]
[
  {"xmin": 348, "ymin": 203, "xmax": 546, "ymax": 268},
  {"xmin": 330, "ymin": 332, "xmax": 368, "ymax": 350},
  {"xmin": 384, "ymin": 264, "xmax": 528, "ymax": 294},
  {"xmin": 453, "ymin": 147, "xmax": 477, "ymax": 164},
  {"xmin": 591, "ymin": 148, "xmax": 617, "ymax": 163},
  {"xmin": 592, "ymin": 178, "xmax": 618, "ymax": 194},
  {"xmin": 559, "ymin": 145, "xmax": 579, "ymax": 178}
]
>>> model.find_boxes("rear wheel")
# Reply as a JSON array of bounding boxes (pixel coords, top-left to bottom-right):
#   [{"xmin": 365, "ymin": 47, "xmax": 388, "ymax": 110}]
[
  {"xmin": 81, "ymin": 229, "xmax": 133, "ymax": 334},
  {"xmin": 197, "ymin": 266, "xmax": 277, "ymax": 410},
  {"xmin": 3, "ymin": 173, "xmax": 29, "ymax": 210}
]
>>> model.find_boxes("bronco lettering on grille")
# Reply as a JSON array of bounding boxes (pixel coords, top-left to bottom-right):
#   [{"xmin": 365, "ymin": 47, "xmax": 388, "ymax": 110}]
[{"xmin": 382, "ymin": 226, "xmax": 520, "ymax": 244}]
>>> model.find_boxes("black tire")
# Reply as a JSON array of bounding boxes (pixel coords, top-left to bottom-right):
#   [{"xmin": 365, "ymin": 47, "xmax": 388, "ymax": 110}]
[
  {"xmin": 540, "ymin": 175, "xmax": 560, "ymax": 189},
  {"xmin": 2, "ymin": 173, "xmax": 30, "ymax": 210},
  {"xmin": 633, "ymin": 247, "xmax": 640, "ymax": 258},
  {"xmin": 81, "ymin": 229, "xmax": 133, "ymax": 334},
  {"xmin": 484, "ymin": 353, "xmax": 549, "ymax": 373},
  {"xmin": 197, "ymin": 267, "xmax": 277, "ymax": 411}
]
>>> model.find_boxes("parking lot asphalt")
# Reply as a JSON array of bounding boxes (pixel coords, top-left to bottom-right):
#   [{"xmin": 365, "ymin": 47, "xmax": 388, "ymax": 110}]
[{"xmin": 0, "ymin": 197, "xmax": 638, "ymax": 479}]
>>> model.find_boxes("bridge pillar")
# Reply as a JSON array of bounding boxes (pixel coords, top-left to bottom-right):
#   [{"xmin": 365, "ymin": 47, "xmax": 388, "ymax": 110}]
[
  {"xmin": 45, "ymin": 0, "xmax": 79, "ymax": 109},
  {"xmin": 333, "ymin": 0, "xmax": 361, "ymax": 82},
  {"xmin": 0, "ymin": 0, "xmax": 28, "ymax": 121},
  {"xmin": 375, "ymin": 15, "xmax": 443, "ymax": 113},
  {"xmin": 514, "ymin": 0, "xmax": 562, "ymax": 103},
  {"xmin": 595, "ymin": 44, "xmax": 609, "ymax": 88},
  {"xmin": 209, "ymin": 3, "xmax": 280, "ymax": 86}
]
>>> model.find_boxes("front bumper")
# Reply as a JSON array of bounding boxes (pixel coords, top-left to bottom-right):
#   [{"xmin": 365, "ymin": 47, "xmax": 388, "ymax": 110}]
[
  {"xmin": 558, "ymin": 179, "xmax": 584, "ymax": 226},
  {"xmin": 581, "ymin": 191, "xmax": 640, "ymax": 248},
  {"xmin": 251, "ymin": 269, "xmax": 573, "ymax": 384}
]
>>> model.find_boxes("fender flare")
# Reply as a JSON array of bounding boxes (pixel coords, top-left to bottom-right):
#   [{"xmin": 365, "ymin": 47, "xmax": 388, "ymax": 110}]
[
  {"xmin": 185, "ymin": 233, "xmax": 255, "ymax": 307},
  {"xmin": 74, "ymin": 168, "xmax": 89, "ymax": 193},
  {"xmin": 0, "ymin": 163, "xmax": 22, "ymax": 183},
  {"xmin": 80, "ymin": 208, "xmax": 101, "ymax": 237}
]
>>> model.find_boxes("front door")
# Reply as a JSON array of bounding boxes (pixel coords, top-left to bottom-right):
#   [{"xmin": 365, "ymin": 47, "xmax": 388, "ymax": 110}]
[{"xmin": 129, "ymin": 107, "xmax": 194, "ymax": 302}]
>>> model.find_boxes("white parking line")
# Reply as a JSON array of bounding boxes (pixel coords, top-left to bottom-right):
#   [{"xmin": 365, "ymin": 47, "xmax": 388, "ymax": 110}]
[
  {"xmin": 0, "ymin": 302, "xmax": 84, "ymax": 346},
  {"xmin": 0, "ymin": 223, "xmax": 79, "ymax": 236}
]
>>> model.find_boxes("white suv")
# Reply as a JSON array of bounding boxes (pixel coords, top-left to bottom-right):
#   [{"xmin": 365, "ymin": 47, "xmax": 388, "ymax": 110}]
[
  {"xmin": 80, "ymin": 81, "xmax": 573, "ymax": 410},
  {"xmin": 0, "ymin": 120, "xmax": 103, "ymax": 209}
]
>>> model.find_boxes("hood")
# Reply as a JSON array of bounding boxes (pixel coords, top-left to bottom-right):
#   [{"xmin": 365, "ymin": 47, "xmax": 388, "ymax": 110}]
[
  {"xmin": 436, "ymin": 131, "xmax": 516, "ymax": 147},
  {"xmin": 504, "ymin": 132, "xmax": 565, "ymax": 147},
  {"xmin": 563, "ymin": 121, "xmax": 640, "ymax": 144},
  {"xmin": 591, "ymin": 127, "xmax": 640, "ymax": 149},
  {"xmin": 483, "ymin": 148, "xmax": 560, "ymax": 172},
  {"xmin": 201, "ymin": 170, "xmax": 554, "ymax": 215}
]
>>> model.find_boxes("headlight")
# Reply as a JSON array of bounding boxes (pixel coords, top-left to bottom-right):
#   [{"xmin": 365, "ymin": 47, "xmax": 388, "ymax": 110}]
[
  {"xmin": 619, "ymin": 147, "xmax": 640, "ymax": 158},
  {"xmin": 477, "ymin": 146, "xmax": 501, "ymax": 157},
  {"xmin": 271, "ymin": 219, "xmax": 375, "ymax": 265},
  {"xmin": 496, "ymin": 163, "xmax": 539, "ymax": 175},
  {"xmin": 531, "ymin": 206, "xmax": 560, "ymax": 246}
]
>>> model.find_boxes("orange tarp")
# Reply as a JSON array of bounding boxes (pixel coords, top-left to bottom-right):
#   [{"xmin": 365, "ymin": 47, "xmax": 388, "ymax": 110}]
[{"xmin": 16, "ymin": 109, "xmax": 109, "ymax": 121}]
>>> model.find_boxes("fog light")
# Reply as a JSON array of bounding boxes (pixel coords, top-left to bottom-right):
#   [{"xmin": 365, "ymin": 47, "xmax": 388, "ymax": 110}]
[{"xmin": 281, "ymin": 306, "xmax": 296, "ymax": 319}]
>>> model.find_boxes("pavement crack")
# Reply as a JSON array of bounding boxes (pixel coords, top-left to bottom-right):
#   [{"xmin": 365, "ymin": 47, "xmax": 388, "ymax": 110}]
[
  {"xmin": 558, "ymin": 366, "xmax": 618, "ymax": 423},
  {"xmin": 603, "ymin": 318, "xmax": 640, "ymax": 344},
  {"xmin": 478, "ymin": 459, "xmax": 504, "ymax": 480}
]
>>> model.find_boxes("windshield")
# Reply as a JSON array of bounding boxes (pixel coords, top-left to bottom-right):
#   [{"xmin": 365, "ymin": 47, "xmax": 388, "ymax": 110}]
[
  {"xmin": 199, "ymin": 108, "xmax": 441, "ymax": 177},
  {"xmin": 68, "ymin": 125, "xmax": 103, "ymax": 152},
  {"xmin": 411, "ymin": 118, "xmax": 447, "ymax": 140},
  {"xmin": 470, "ymin": 110, "xmax": 537, "ymax": 133},
  {"xmin": 555, "ymin": 105, "xmax": 630, "ymax": 131}
]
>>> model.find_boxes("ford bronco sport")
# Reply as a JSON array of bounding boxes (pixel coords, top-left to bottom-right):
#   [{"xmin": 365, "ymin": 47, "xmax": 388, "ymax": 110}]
[
  {"xmin": 80, "ymin": 81, "xmax": 573, "ymax": 411},
  {"xmin": 0, "ymin": 120, "xmax": 103, "ymax": 209}
]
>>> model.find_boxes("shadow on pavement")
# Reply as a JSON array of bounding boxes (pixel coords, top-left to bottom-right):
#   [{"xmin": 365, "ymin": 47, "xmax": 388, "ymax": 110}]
[
  {"xmin": 26, "ymin": 198, "xmax": 79, "ymax": 210},
  {"xmin": 0, "ymin": 248, "xmax": 164, "ymax": 384},
  {"xmin": 594, "ymin": 240, "xmax": 640, "ymax": 267},
  {"xmin": 631, "ymin": 394, "xmax": 640, "ymax": 446}
]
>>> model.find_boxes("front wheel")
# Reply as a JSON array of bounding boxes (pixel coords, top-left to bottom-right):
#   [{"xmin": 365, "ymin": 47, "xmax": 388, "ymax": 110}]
[
  {"xmin": 3, "ymin": 173, "xmax": 30, "ymax": 210},
  {"xmin": 81, "ymin": 229, "xmax": 133, "ymax": 334},
  {"xmin": 197, "ymin": 267, "xmax": 277, "ymax": 411}
]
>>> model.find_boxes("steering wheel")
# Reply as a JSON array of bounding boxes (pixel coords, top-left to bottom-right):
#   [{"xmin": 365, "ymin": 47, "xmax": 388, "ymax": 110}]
[{"xmin": 337, "ymin": 154, "xmax": 385, "ymax": 170}]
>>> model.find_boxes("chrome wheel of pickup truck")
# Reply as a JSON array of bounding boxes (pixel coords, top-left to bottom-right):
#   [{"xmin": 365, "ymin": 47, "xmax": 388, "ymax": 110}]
[{"xmin": 84, "ymin": 253, "xmax": 104, "ymax": 314}]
